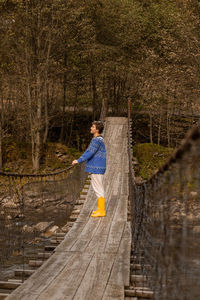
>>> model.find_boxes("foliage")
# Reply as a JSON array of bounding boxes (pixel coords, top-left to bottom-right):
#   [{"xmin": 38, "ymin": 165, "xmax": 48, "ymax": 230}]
[
  {"xmin": 0, "ymin": 0, "xmax": 199, "ymax": 170},
  {"xmin": 2, "ymin": 140, "xmax": 81, "ymax": 173},
  {"xmin": 133, "ymin": 143, "xmax": 174, "ymax": 180}
]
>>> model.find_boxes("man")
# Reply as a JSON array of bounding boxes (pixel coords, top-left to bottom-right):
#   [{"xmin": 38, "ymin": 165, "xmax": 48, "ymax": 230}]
[{"xmin": 72, "ymin": 121, "xmax": 106, "ymax": 217}]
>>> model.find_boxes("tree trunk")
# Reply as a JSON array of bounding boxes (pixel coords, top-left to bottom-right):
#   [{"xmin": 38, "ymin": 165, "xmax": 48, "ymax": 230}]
[
  {"xmin": 43, "ymin": 37, "xmax": 51, "ymax": 145},
  {"xmin": 60, "ymin": 53, "xmax": 67, "ymax": 142},
  {"xmin": 157, "ymin": 106, "xmax": 162, "ymax": 145},
  {"xmin": 0, "ymin": 84, "xmax": 4, "ymax": 169},
  {"xmin": 91, "ymin": 66, "xmax": 97, "ymax": 120},
  {"xmin": 149, "ymin": 113, "xmax": 153, "ymax": 143},
  {"xmin": 166, "ymin": 100, "xmax": 171, "ymax": 148},
  {"xmin": 43, "ymin": 87, "xmax": 49, "ymax": 144},
  {"xmin": 33, "ymin": 74, "xmax": 42, "ymax": 171},
  {"xmin": 0, "ymin": 115, "xmax": 2, "ymax": 169}
]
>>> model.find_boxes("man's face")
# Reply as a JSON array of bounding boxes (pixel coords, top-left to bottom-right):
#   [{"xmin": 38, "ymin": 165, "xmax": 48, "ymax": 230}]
[{"xmin": 90, "ymin": 124, "xmax": 99, "ymax": 135}]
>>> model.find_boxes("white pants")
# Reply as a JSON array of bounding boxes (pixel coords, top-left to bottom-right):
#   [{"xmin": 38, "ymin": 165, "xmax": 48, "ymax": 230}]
[{"xmin": 91, "ymin": 174, "xmax": 105, "ymax": 199}]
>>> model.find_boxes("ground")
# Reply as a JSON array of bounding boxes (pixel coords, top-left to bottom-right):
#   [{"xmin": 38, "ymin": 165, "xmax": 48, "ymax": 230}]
[
  {"xmin": 2, "ymin": 140, "xmax": 82, "ymax": 173},
  {"xmin": 133, "ymin": 143, "xmax": 174, "ymax": 180}
]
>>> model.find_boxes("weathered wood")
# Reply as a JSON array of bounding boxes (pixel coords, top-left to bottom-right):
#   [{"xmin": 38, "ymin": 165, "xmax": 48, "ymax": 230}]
[
  {"xmin": 50, "ymin": 236, "xmax": 64, "ymax": 242},
  {"xmin": 73, "ymin": 205, "xmax": 83, "ymax": 211},
  {"xmin": 0, "ymin": 293, "xmax": 10, "ymax": 300},
  {"xmin": 8, "ymin": 279, "xmax": 23, "ymax": 283},
  {"xmin": 69, "ymin": 214, "xmax": 79, "ymax": 222},
  {"xmin": 36, "ymin": 252, "xmax": 94, "ymax": 300},
  {"xmin": 125, "ymin": 288, "xmax": 154, "ymax": 299},
  {"xmin": 85, "ymin": 196, "xmax": 119, "ymax": 253},
  {"xmin": 130, "ymin": 275, "xmax": 147, "ymax": 283},
  {"xmin": 38, "ymin": 252, "xmax": 52, "ymax": 259},
  {"xmin": 0, "ymin": 281, "xmax": 21, "ymax": 289},
  {"xmin": 103, "ymin": 283, "xmax": 124, "ymax": 300},
  {"xmin": 55, "ymin": 222, "xmax": 86, "ymax": 252},
  {"xmin": 7, "ymin": 252, "xmax": 75, "ymax": 300},
  {"xmin": 29, "ymin": 260, "xmax": 44, "ymax": 267},
  {"xmin": 84, "ymin": 185, "xmax": 90, "ymax": 189},
  {"xmin": 14, "ymin": 269, "xmax": 35, "ymax": 277},
  {"xmin": 72, "ymin": 209, "xmax": 81, "ymax": 214},
  {"xmin": 131, "ymin": 264, "xmax": 151, "ymax": 271},
  {"xmin": 53, "ymin": 232, "xmax": 66, "ymax": 237},
  {"xmin": 73, "ymin": 253, "xmax": 116, "ymax": 300},
  {"xmin": 103, "ymin": 222, "xmax": 131, "ymax": 300},
  {"xmin": 79, "ymin": 192, "xmax": 87, "ymax": 198}
]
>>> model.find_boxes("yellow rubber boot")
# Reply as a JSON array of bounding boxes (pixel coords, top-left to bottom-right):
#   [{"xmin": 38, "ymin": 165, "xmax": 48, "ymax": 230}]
[
  {"xmin": 91, "ymin": 197, "xmax": 105, "ymax": 217},
  {"xmin": 92, "ymin": 197, "xmax": 101, "ymax": 214}
]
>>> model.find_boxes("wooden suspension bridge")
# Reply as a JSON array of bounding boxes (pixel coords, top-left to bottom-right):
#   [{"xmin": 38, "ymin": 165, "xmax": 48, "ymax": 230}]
[{"xmin": 4, "ymin": 117, "xmax": 137, "ymax": 300}]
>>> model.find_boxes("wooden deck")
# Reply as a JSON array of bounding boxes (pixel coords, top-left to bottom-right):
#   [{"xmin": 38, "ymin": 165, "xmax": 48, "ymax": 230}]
[{"xmin": 7, "ymin": 117, "xmax": 131, "ymax": 300}]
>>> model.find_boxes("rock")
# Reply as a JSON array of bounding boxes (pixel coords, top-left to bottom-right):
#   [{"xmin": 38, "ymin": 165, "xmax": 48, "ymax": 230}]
[
  {"xmin": 61, "ymin": 224, "xmax": 70, "ymax": 233},
  {"xmin": 3, "ymin": 200, "xmax": 17, "ymax": 208},
  {"xmin": 190, "ymin": 191, "xmax": 198, "ymax": 197},
  {"xmin": 34, "ymin": 237, "xmax": 43, "ymax": 243},
  {"xmin": 135, "ymin": 176, "xmax": 143, "ymax": 184},
  {"xmin": 41, "ymin": 224, "xmax": 59, "ymax": 238},
  {"xmin": 34, "ymin": 221, "xmax": 54, "ymax": 233},
  {"xmin": 23, "ymin": 224, "xmax": 34, "ymax": 232},
  {"xmin": 48, "ymin": 225, "xmax": 59, "ymax": 234},
  {"xmin": 193, "ymin": 226, "xmax": 200, "ymax": 234}
]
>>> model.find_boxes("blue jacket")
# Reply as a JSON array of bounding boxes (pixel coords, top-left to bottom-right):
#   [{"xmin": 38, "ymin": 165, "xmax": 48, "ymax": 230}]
[{"xmin": 77, "ymin": 136, "xmax": 106, "ymax": 174}]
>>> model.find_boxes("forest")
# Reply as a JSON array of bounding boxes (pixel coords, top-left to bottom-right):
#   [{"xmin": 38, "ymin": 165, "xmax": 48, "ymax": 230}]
[{"xmin": 0, "ymin": 0, "xmax": 199, "ymax": 171}]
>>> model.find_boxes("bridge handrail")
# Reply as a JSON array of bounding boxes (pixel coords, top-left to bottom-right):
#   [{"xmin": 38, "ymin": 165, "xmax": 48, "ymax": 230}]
[
  {"xmin": 127, "ymin": 99, "xmax": 200, "ymax": 300},
  {"xmin": 0, "ymin": 165, "xmax": 74, "ymax": 178}
]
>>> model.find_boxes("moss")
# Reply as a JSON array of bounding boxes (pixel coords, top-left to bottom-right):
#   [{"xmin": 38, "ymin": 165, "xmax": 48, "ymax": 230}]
[
  {"xmin": 133, "ymin": 143, "xmax": 174, "ymax": 180},
  {"xmin": 68, "ymin": 147, "xmax": 82, "ymax": 158},
  {"xmin": 2, "ymin": 141, "xmax": 82, "ymax": 174},
  {"xmin": 42, "ymin": 142, "xmax": 82, "ymax": 171},
  {"xmin": 3, "ymin": 139, "xmax": 31, "ymax": 162}
]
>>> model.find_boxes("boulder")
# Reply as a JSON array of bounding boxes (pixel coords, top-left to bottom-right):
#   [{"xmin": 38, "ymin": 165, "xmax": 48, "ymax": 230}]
[
  {"xmin": 41, "ymin": 225, "xmax": 59, "ymax": 237},
  {"xmin": 2, "ymin": 198, "xmax": 17, "ymax": 208},
  {"xmin": 34, "ymin": 221, "xmax": 54, "ymax": 232},
  {"xmin": 23, "ymin": 224, "xmax": 34, "ymax": 232},
  {"xmin": 193, "ymin": 226, "xmax": 200, "ymax": 234}
]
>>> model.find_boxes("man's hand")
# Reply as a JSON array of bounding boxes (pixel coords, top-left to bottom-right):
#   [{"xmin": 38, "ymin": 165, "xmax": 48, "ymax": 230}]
[{"xmin": 72, "ymin": 160, "xmax": 78, "ymax": 166}]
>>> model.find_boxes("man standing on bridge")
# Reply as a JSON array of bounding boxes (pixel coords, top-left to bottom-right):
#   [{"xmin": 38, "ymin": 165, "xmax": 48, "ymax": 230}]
[{"xmin": 72, "ymin": 121, "xmax": 106, "ymax": 217}]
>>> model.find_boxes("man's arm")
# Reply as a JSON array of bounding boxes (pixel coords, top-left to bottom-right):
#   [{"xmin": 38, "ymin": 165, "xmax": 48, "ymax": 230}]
[{"xmin": 72, "ymin": 139, "xmax": 100, "ymax": 165}]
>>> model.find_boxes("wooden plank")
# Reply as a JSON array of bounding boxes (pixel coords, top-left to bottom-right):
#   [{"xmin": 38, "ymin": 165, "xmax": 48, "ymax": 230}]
[
  {"xmin": 0, "ymin": 294, "xmax": 10, "ymax": 300},
  {"xmin": 109, "ymin": 222, "xmax": 131, "ymax": 286},
  {"xmin": 73, "ymin": 253, "xmax": 116, "ymax": 300},
  {"xmin": 103, "ymin": 222, "xmax": 131, "ymax": 300},
  {"xmin": 118, "ymin": 222, "xmax": 131, "ymax": 287},
  {"xmin": 14, "ymin": 269, "xmax": 35, "ymax": 277},
  {"xmin": 102, "ymin": 283, "xmax": 124, "ymax": 300},
  {"xmin": 121, "ymin": 173, "xmax": 129, "ymax": 196},
  {"xmin": 0, "ymin": 281, "xmax": 21, "ymax": 289},
  {"xmin": 36, "ymin": 252, "xmax": 94, "ymax": 300},
  {"xmin": 104, "ymin": 221, "xmax": 126, "ymax": 254},
  {"xmin": 85, "ymin": 196, "xmax": 119, "ymax": 253},
  {"xmin": 71, "ymin": 168, "xmax": 120, "ymax": 252},
  {"xmin": 55, "ymin": 222, "xmax": 86, "ymax": 252},
  {"xmin": 6, "ymin": 252, "xmax": 75, "ymax": 300},
  {"xmin": 104, "ymin": 194, "xmax": 128, "ymax": 253}
]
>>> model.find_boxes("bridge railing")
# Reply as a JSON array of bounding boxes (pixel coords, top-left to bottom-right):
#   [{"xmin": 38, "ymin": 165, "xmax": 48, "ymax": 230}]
[
  {"xmin": 0, "ymin": 164, "xmax": 87, "ymax": 281},
  {"xmin": 128, "ymin": 100, "xmax": 200, "ymax": 300}
]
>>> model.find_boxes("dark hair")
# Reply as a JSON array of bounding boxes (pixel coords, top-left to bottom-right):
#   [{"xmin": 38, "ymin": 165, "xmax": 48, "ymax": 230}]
[{"xmin": 92, "ymin": 121, "xmax": 104, "ymax": 134}]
